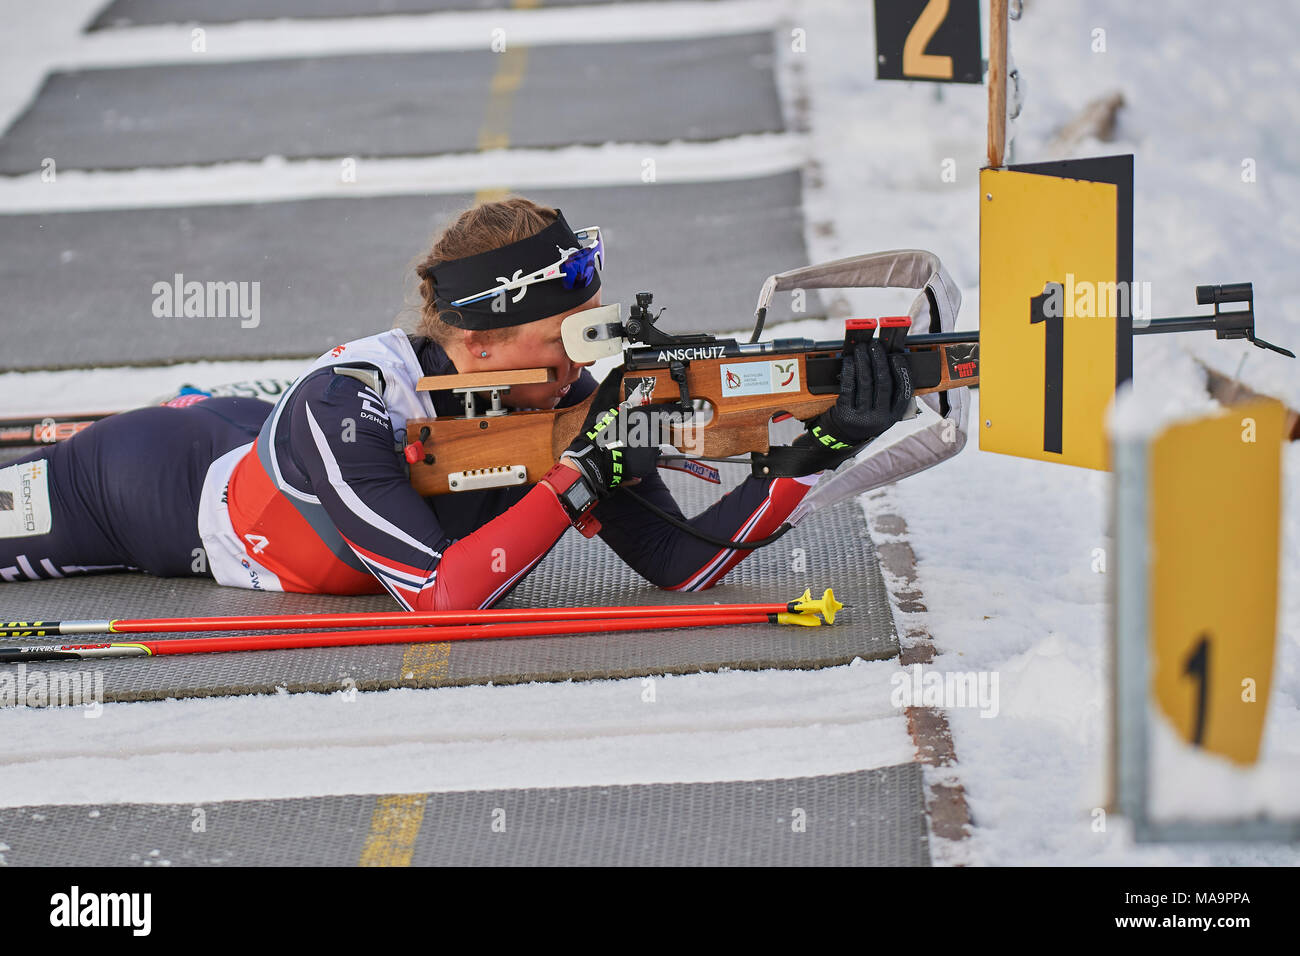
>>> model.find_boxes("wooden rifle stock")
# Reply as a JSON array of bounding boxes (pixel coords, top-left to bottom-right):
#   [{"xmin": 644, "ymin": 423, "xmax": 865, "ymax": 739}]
[{"xmin": 405, "ymin": 335, "xmax": 979, "ymax": 497}]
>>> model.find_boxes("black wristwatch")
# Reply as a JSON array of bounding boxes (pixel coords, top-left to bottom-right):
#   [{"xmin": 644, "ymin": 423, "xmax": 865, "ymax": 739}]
[{"xmin": 541, "ymin": 462, "xmax": 602, "ymax": 537}]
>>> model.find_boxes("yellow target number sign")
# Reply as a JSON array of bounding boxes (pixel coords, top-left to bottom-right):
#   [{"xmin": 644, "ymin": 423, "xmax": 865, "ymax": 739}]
[
  {"xmin": 979, "ymin": 158, "xmax": 1134, "ymax": 470},
  {"xmin": 1148, "ymin": 399, "xmax": 1283, "ymax": 764}
]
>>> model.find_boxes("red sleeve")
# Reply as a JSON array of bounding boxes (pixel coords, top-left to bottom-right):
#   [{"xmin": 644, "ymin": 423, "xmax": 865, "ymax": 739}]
[{"xmin": 292, "ymin": 368, "xmax": 573, "ymax": 611}]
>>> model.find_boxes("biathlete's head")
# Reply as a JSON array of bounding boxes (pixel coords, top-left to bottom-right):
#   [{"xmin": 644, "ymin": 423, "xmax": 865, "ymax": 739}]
[{"xmin": 416, "ymin": 197, "xmax": 603, "ymax": 410}]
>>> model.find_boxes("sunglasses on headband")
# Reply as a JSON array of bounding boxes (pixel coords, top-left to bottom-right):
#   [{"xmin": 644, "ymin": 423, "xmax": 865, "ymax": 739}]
[{"xmin": 450, "ymin": 226, "xmax": 604, "ymax": 308}]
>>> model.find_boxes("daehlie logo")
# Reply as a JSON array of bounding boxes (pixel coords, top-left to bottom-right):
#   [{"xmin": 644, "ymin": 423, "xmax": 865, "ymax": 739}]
[
  {"xmin": 152, "ymin": 273, "xmax": 261, "ymax": 329},
  {"xmin": 358, "ymin": 388, "xmax": 387, "ymax": 426},
  {"xmin": 49, "ymin": 886, "xmax": 151, "ymax": 936}
]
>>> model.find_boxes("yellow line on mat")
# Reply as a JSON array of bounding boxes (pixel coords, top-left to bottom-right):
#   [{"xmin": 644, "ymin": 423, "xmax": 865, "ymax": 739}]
[
  {"xmin": 475, "ymin": 0, "xmax": 539, "ymax": 203},
  {"xmin": 359, "ymin": 794, "xmax": 428, "ymax": 867},
  {"xmin": 401, "ymin": 640, "xmax": 451, "ymax": 684},
  {"xmin": 359, "ymin": 632, "xmax": 448, "ymax": 866},
  {"xmin": 360, "ymin": 2, "xmax": 542, "ymax": 865}
]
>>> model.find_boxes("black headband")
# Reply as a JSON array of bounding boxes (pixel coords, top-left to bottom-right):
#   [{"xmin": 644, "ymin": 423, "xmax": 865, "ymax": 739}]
[{"xmin": 425, "ymin": 210, "xmax": 601, "ymax": 330}]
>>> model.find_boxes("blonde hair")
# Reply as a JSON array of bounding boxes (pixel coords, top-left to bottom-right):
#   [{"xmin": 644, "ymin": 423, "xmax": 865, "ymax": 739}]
[{"xmin": 415, "ymin": 197, "xmax": 560, "ymax": 349}]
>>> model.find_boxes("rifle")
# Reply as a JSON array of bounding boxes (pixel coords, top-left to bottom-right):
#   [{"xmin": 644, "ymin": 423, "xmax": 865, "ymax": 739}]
[
  {"xmin": 404, "ymin": 292, "xmax": 978, "ymax": 496},
  {"xmin": 404, "ymin": 251, "xmax": 1293, "ymax": 500}
]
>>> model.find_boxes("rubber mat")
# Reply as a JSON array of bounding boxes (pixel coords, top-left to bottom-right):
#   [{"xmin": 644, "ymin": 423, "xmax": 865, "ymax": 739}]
[
  {"xmin": 90, "ymin": 0, "xmax": 666, "ymax": 30},
  {"xmin": 0, "ymin": 465, "xmax": 897, "ymax": 705},
  {"xmin": 0, "ymin": 765, "xmax": 929, "ymax": 866},
  {"xmin": 0, "ymin": 35, "xmax": 781, "ymax": 173},
  {"xmin": 0, "ymin": 175, "xmax": 810, "ymax": 370}
]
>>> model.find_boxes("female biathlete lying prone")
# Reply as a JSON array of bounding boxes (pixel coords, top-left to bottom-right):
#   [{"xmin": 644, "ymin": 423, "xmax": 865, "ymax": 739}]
[{"xmin": 0, "ymin": 198, "xmax": 912, "ymax": 609}]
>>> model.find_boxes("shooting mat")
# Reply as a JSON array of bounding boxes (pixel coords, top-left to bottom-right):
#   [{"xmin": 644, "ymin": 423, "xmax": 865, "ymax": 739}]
[
  {"xmin": 0, "ymin": 765, "xmax": 929, "ymax": 866},
  {"xmin": 0, "ymin": 465, "xmax": 898, "ymax": 704}
]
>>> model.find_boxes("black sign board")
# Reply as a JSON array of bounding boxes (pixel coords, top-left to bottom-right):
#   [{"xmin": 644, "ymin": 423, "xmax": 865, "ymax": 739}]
[{"xmin": 875, "ymin": 0, "xmax": 983, "ymax": 84}]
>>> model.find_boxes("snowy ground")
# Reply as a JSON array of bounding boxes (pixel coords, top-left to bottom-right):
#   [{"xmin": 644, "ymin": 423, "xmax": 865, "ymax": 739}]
[
  {"xmin": 1, "ymin": 0, "xmax": 1298, "ymax": 865},
  {"xmin": 789, "ymin": 0, "xmax": 1300, "ymax": 864}
]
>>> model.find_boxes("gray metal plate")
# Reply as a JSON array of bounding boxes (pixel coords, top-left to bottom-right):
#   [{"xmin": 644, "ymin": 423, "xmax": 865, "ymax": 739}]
[
  {"xmin": 0, "ymin": 174, "xmax": 810, "ymax": 370},
  {"xmin": 0, "ymin": 465, "xmax": 897, "ymax": 704},
  {"xmin": 0, "ymin": 765, "xmax": 930, "ymax": 866},
  {"xmin": 0, "ymin": 35, "xmax": 781, "ymax": 172}
]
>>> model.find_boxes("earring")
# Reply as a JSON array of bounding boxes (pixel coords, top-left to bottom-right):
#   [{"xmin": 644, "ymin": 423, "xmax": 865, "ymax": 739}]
[{"xmin": 480, "ymin": 351, "xmax": 488, "ymax": 358}]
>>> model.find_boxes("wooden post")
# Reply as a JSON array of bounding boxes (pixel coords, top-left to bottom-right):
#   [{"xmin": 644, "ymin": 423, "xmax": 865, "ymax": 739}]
[{"xmin": 987, "ymin": 0, "xmax": 1008, "ymax": 168}]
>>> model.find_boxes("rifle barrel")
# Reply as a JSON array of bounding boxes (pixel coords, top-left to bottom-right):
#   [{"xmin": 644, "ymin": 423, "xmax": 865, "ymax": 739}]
[{"xmin": 1132, "ymin": 316, "xmax": 1219, "ymax": 335}]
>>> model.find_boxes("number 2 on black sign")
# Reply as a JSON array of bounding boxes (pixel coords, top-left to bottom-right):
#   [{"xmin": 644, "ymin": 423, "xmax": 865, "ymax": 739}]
[{"xmin": 903, "ymin": 0, "xmax": 954, "ymax": 80}]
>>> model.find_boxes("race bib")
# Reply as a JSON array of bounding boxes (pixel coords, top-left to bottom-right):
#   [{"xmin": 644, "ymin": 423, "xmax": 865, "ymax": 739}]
[{"xmin": 0, "ymin": 459, "xmax": 53, "ymax": 538}]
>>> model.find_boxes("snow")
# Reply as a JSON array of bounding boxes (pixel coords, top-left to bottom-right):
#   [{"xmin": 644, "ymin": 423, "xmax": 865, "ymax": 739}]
[
  {"xmin": 789, "ymin": 0, "xmax": 1300, "ymax": 863},
  {"xmin": 1107, "ymin": 377, "xmax": 1221, "ymax": 441},
  {"xmin": 1149, "ymin": 710, "xmax": 1300, "ymax": 821},
  {"xmin": 0, "ymin": 360, "xmax": 305, "ymax": 416},
  {"xmin": 0, "ymin": 659, "xmax": 914, "ymax": 808},
  {"xmin": 65, "ymin": 1, "xmax": 784, "ymax": 69},
  {"xmin": 1, "ymin": 0, "xmax": 1298, "ymax": 866},
  {"xmin": 0, "ymin": 136, "xmax": 809, "ymax": 214}
]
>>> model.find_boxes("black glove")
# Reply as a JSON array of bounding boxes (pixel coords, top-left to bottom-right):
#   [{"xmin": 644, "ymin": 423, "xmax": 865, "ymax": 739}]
[
  {"xmin": 563, "ymin": 366, "xmax": 663, "ymax": 496},
  {"xmin": 796, "ymin": 339, "xmax": 913, "ymax": 470}
]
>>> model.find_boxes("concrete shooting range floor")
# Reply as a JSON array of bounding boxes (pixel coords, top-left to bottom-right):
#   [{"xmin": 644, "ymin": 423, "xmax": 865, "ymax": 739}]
[{"xmin": 0, "ymin": 1, "xmax": 932, "ymax": 866}]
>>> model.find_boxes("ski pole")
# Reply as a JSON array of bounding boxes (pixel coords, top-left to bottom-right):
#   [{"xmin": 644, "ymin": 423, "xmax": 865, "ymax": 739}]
[
  {"xmin": 0, "ymin": 412, "xmax": 113, "ymax": 448},
  {"xmin": 0, "ymin": 611, "xmax": 822, "ymax": 662},
  {"xmin": 0, "ymin": 588, "xmax": 843, "ymax": 638}
]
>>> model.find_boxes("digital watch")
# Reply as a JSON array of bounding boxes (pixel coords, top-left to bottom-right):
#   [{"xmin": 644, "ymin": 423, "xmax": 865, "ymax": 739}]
[{"xmin": 540, "ymin": 462, "xmax": 602, "ymax": 537}]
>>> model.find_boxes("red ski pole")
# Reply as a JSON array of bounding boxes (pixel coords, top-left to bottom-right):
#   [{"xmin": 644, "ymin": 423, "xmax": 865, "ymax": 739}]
[
  {"xmin": 0, "ymin": 611, "xmax": 822, "ymax": 662},
  {"xmin": 0, "ymin": 589, "xmax": 842, "ymax": 638}
]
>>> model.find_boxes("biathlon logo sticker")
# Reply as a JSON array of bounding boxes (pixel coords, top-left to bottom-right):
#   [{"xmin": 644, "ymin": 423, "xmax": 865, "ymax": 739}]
[
  {"xmin": 719, "ymin": 360, "xmax": 801, "ymax": 397},
  {"xmin": 0, "ymin": 460, "xmax": 52, "ymax": 539}
]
